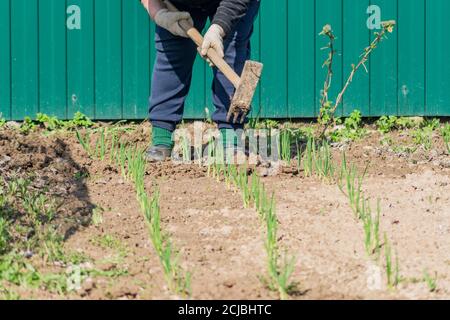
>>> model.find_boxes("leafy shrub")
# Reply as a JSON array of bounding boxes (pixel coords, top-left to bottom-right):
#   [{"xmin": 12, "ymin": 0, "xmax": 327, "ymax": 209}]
[
  {"xmin": 330, "ymin": 110, "xmax": 367, "ymax": 142},
  {"xmin": 376, "ymin": 116, "xmax": 420, "ymax": 133}
]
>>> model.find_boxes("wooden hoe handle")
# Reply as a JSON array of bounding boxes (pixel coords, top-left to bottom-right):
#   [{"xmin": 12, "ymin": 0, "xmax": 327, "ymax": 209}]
[{"xmin": 164, "ymin": 0, "xmax": 241, "ymax": 88}]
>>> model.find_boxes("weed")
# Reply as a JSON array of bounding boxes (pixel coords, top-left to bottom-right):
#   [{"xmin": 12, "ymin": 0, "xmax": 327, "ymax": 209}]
[
  {"xmin": 380, "ymin": 135, "xmax": 393, "ymax": 147},
  {"xmin": 70, "ymin": 112, "xmax": 94, "ymax": 129},
  {"xmin": 248, "ymin": 119, "xmax": 280, "ymax": 129},
  {"xmin": 421, "ymin": 118, "xmax": 440, "ymax": 131},
  {"xmin": 441, "ymin": 124, "xmax": 450, "ymax": 153},
  {"xmin": 0, "ymin": 285, "xmax": 20, "ymax": 300},
  {"xmin": 0, "ymin": 176, "xmax": 61, "ymax": 259},
  {"xmin": 35, "ymin": 113, "xmax": 63, "ymax": 131},
  {"xmin": 0, "ymin": 114, "xmax": 7, "ymax": 128},
  {"xmin": 376, "ymin": 116, "xmax": 398, "ymax": 134},
  {"xmin": 376, "ymin": 116, "xmax": 419, "ymax": 133},
  {"xmin": 423, "ymin": 270, "xmax": 438, "ymax": 292},
  {"xmin": 74, "ymin": 170, "xmax": 89, "ymax": 181},
  {"xmin": 92, "ymin": 207, "xmax": 104, "ymax": 226},
  {"xmin": 20, "ymin": 117, "xmax": 36, "ymax": 134},
  {"xmin": 330, "ymin": 110, "xmax": 367, "ymax": 142},
  {"xmin": 412, "ymin": 126, "xmax": 433, "ymax": 151},
  {"xmin": 0, "ymin": 218, "xmax": 10, "ymax": 255},
  {"xmin": 65, "ymin": 251, "xmax": 91, "ymax": 265},
  {"xmin": 18, "ymin": 112, "xmax": 94, "ymax": 135},
  {"xmin": 91, "ymin": 234, "xmax": 123, "ymax": 251},
  {"xmin": 0, "ymin": 253, "xmax": 41, "ymax": 287}
]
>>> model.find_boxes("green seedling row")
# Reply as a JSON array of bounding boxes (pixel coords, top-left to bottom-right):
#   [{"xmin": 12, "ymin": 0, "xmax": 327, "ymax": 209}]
[
  {"xmin": 336, "ymin": 152, "xmax": 403, "ymax": 289},
  {"xmin": 279, "ymin": 129, "xmax": 292, "ymax": 162},
  {"xmin": 207, "ymin": 158, "xmax": 297, "ymax": 300},
  {"xmin": 76, "ymin": 129, "xmax": 191, "ymax": 297},
  {"xmin": 338, "ymin": 153, "xmax": 366, "ymax": 218},
  {"xmin": 303, "ymin": 137, "xmax": 335, "ymax": 182}
]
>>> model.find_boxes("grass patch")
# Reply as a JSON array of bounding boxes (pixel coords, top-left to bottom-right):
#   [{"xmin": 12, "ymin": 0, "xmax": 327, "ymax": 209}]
[
  {"xmin": 423, "ymin": 270, "xmax": 438, "ymax": 293},
  {"xmin": 441, "ymin": 124, "xmax": 450, "ymax": 154}
]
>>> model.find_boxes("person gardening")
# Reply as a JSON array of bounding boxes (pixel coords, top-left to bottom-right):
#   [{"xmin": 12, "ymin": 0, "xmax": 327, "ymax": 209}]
[{"xmin": 141, "ymin": 0, "xmax": 260, "ymax": 162}]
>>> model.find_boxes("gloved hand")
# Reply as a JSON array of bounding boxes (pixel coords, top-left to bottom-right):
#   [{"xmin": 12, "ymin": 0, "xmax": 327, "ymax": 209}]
[
  {"xmin": 154, "ymin": 8, "xmax": 194, "ymax": 38},
  {"xmin": 200, "ymin": 24, "xmax": 225, "ymax": 67}
]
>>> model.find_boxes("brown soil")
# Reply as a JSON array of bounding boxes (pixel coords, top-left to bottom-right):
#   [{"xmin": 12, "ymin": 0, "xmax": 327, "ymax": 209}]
[
  {"xmin": 1, "ymin": 122, "xmax": 449, "ymax": 299},
  {"xmin": 0, "ymin": 130, "xmax": 94, "ymax": 238}
]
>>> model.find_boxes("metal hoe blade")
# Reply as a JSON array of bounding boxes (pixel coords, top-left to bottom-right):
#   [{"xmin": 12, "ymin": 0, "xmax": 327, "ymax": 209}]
[{"xmin": 227, "ymin": 61, "xmax": 264, "ymax": 124}]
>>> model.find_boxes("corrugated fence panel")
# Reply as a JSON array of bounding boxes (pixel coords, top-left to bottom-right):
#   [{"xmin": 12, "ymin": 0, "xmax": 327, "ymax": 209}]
[
  {"xmin": 67, "ymin": 0, "xmax": 95, "ymax": 119},
  {"xmin": 316, "ymin": 0, "xmax": 343, "ymax": 117},
  {"xmin": 95, "ymin": 0, "xmax": 122, "ymax": 119},
  {"xmin": 1, "ymin": 0, "xmax": 450, "ymax": 120},
  {"xmin": 0, "ymin": 0, "xmax": 11, "ymax": 120},
  {"xmin": 343, "ymin": 0, "xmax": 370, "ymax": 116},
  {"xmin": 259, "ymin": 0, "xmax": 288, "ymax": 118},
  {"xmin": 149, "ymin": 20, "xmax": 156, "ymax": 118},
  {"xmin": 287, "ymin": 0, "xmax": 315, "ymax": 118},
  {"xmin": 11, "ymin": 0, "xmax": 39, "ymax": 120},
  {"xmin": 398, "ymin": 0, "xmax": 425, "ymax": 116},
  {"xmin": 426, "ymin": 0, "xmax": 450, "ymax": 116},
  {"xmin": 122, "ymin": 0, "xmax": 151, "ymax": 119},
  {"xmin": 39, "ymin": 0, "xmax": 67, "ymax": 118},
  {"xmin": 370, "ymin": 0, "xmax": 398, "ymax": 116}
]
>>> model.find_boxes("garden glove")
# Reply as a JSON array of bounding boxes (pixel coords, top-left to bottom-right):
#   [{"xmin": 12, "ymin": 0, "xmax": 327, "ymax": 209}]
[
  {"xmin": 201, "ymin": 24, "xmax": 225, "ymax": 67},
  {"xmin": 154, "ymin": 8, "xmax": 193, "ymax": 38}
]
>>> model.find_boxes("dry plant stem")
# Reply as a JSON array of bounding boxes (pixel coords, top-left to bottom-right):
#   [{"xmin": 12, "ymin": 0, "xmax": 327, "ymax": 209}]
[
  {"xmin": 333, "ymin": 25, "xmax": 392, "ymax": 114},
  {"xmin": 320, "ymin": 21, "xmax": 396, "ymax": 137},
  {"xmin": 319, "ymin": 25, "xmax": 335, "ymax": 113}
]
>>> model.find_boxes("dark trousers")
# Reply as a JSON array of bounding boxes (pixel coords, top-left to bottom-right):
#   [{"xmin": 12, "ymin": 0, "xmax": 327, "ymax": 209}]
[{"xmin": 149, "ymin": 0, "xmax": 260, "ymax": 132}]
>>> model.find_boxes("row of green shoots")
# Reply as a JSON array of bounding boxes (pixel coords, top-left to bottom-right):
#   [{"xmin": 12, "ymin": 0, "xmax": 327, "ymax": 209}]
[
  {"xmin": 76, "ymin": 128, "xmax": 191, "ymax": 297},
  {"xmin": 207, "ymin": 161, "xmax": 298, "ymax": 300},
  {"xmin": 286, "ymin": 135, "xmax": 402, "ymax": 290}
]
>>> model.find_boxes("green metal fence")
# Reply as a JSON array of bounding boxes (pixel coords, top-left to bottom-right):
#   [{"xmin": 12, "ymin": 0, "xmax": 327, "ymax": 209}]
[{"xmin": 0, "ymin": 0, "xmax": 449, "ymax": 121}]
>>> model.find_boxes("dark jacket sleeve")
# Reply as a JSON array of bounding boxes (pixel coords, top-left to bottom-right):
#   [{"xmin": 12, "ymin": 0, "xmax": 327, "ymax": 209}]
[{"xmin": 212, "ymin": 0, "xmax": 253, "ymax": 36}]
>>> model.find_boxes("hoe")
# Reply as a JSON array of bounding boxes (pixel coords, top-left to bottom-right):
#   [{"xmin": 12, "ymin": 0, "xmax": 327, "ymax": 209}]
[{"xmin": 165, "ymin": 0, "xmax": 264, "ymax": 124}]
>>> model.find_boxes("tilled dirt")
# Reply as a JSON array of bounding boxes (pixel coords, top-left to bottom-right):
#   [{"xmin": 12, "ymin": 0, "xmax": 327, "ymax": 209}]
[
  {"xmin": 0, "ymin": 130, "xmax": 94, "ymax": 238},
  {"xmin": 152, "ymin": 174, "xmax": 272, "ymax": 299},
  {"xmin": 1, "ymin": 124, "xmax": 449, "ymax": 299},
  {"xmin": 264, "ymin": 171, "xmax": 450, "ymax": 299}
]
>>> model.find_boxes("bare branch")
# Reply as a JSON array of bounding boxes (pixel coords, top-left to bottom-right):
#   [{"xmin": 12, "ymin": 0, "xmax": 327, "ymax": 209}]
[{"xmin": 318, "ymin": 21, "xmax": 396, "ymax": 137}]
